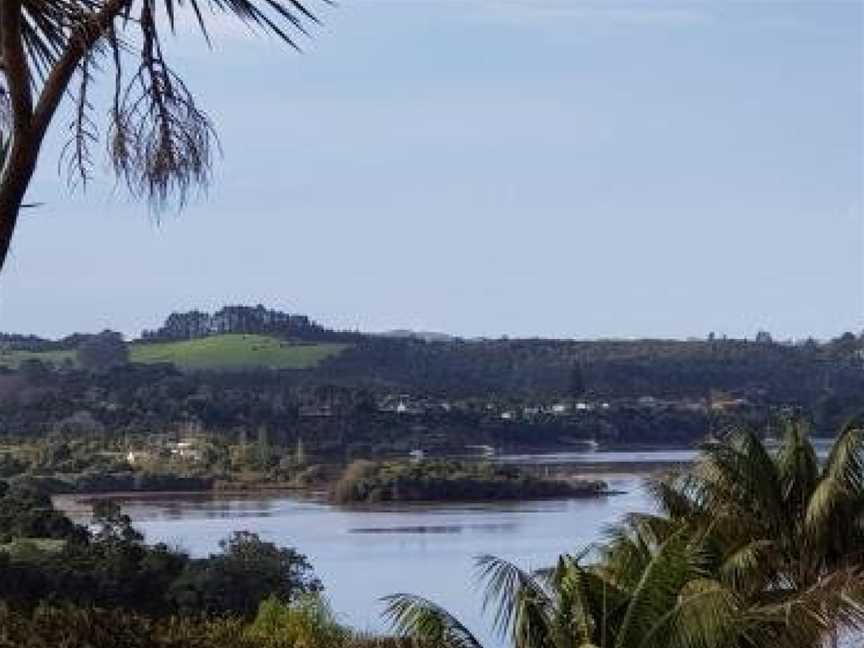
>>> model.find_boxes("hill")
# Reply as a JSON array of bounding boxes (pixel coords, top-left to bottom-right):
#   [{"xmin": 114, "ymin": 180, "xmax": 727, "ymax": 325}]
[
  {"xmin": 0, "ymin": 334, "xmax": 349, "ymax": 371},
  {"xmin": 131, "ymin": 334, "xmax": 350, "ymax": 371},
  {"xmin": 375, "ymin": 329, "xmax": 457, "ymax": 343},
  {"xmin": 0, "ymin": 347, "xmax": 76, "ymax": 369}
]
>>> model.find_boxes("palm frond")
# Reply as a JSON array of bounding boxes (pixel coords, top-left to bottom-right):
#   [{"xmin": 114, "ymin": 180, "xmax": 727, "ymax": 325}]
[
  {"xmin": 717, "ymin": 539, "xmax": 777, "ymax": 594},
  {"xmin": 3, "ymin": 0, "xmax": 322, "ymax": 210},
  {"xmin": 692, "ymin": 429, "xmax": 787, "ymax": 535},
  {"xmin": 661, "ymin": 580, "xmax": 743, "ymax": 648},
  {"xmin": 555, "ymin": 554, "xmax": 631, "ymax": 648},
  {"xmin": 774, "ymin": 418, "xmax": 820, "ymax": 521},
  {"xmin": 805, "ymin": 419, "xmax": 864, "ymax": 561},
  {"xmin": 381, "ymin": 593, "xmax": 486, "ymax": 648},
  {"xmin": 643, "ymin": 472, "xmax": 702, "ymax": 520},
  {"xmin": 613, "ymin": 527, "xmax": 706, "ymax": 648},
  {"xmin": 475, "ymin": 554, "xmax": 556, "ymax": 648}
]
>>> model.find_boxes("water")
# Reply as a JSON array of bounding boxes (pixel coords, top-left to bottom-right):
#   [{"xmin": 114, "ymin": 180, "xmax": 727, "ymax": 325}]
[
  {"xmin": 112, "ymin": 442, "xmax": 837, "ymax": 643},
  {"xmin": 116, "ymin": 449, "xmax": 701, "ymax": 643}
]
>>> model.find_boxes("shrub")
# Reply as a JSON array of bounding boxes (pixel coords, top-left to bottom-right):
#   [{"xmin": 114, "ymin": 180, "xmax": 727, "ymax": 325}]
[{"xmin": 247, "ymin": 595, "xmax": 350, "ymax": 648}]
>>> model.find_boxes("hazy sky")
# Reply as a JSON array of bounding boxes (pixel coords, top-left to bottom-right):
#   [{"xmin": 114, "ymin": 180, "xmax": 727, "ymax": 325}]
[{"xmin": 0, "ymin": 0, "xmax": 861, "ymax": 340}]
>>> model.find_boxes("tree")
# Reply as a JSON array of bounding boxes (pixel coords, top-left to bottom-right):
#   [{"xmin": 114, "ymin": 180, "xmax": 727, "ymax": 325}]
[
  {"xmin": 568, "ymin": 362, "xmax": 586, "ymax": 398},
  {"xmin": 18, "ymin": 357, "xmax": 50, "ymax": 383},
  {"xmin": 169, "ymin": 531, "xmax": 321, "ymax": 618},
  {"xmin": 755, "ymin": 330, "xmax": 774, "ymax": 344},
  {"xmin": 77, "ymin": 330, "xmax": 129, "ymax": 371},
  {"xmin": 91, "ymin": 498, "xmax": 143, "ymax": 545},
  {"xmin": 294, "ymin": 436, "xmax": 306, "ymax": 467},
  {"xmin": 0, "ymin": 1, "xmax": 319, "ymax": 273},
  {"xmin": 256, "ymin": 425, "xmax": 271, "ymax": 469},
  {"xmin": 647, "ymin": 419, "xmax": 864, "ymax": 607}
]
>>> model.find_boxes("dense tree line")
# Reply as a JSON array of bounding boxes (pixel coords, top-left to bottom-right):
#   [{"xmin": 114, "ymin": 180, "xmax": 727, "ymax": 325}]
[
  {"xmin": 140, "ymin": 306, "xmax": 363, "ymax": 344},
  {"xmin": 0, "ymin": 326, "xmax": 862, "ymax": 455},
  {"xmin": 0, "ymin": 485, "xmax": 320, "ymax": 618},
  {"xmin": 318, "ymin": 334, "xmax": 864, "ymax": 405},
  {"xmin": 0, "ymin": 484, "xmax": 401, "ymax": 648},
  {"xmin": 330, "ymin": 460, "xmax": 606, "ymax": 504}
]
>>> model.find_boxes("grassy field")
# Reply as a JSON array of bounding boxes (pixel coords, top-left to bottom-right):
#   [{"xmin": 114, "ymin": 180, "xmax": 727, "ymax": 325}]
[
  {"xmin": 0, "ymin": 538, "xmax": 66, "ymax": 562},
  {"xmin": 0, "ymin": 334, "xmax": 349, "ymax": 371},
  {"xmin": 0, "ymin": 348, "xmax": 76, "ymax": 368},
  {"xmin": 131, "ymin": 334, "xmax": 349, "ymax": 371}
]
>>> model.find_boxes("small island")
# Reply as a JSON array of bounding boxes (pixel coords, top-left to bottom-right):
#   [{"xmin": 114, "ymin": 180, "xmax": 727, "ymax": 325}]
[{"xmin": 330, "ymin": 459, "xmax": 607, "ymax": 504}]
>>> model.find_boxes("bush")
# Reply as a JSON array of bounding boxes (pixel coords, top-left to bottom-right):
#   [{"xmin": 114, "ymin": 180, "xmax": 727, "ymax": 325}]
[
  {"xmin": 168, "ymin": 531, "xmax": 322, "ymax": 618},
  {"xmin": 0, "ymin": 603, "xmax": 408, "ymax": 648},
  {"xmin": 247, "ymin": 595, "xmax": 350, "ymax": 648}
]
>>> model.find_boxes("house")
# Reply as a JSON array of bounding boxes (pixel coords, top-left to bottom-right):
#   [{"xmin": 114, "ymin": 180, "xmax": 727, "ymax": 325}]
[
  {"xmin": 299, "ymin": 404, "xmax": 334, "ymax": 418},
  {"xmin": 167, "ymin": 440, "xmax": 203, "ymax": 462},
  {"xmin": 126, "ymin": 450, "xmax": 152, "ymax": 465}
]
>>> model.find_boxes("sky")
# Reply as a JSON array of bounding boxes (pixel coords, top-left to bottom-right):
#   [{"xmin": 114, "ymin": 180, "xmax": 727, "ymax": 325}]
[{"xmin": 0, "ymin": 0, "xmax": 861, "ymax": 340}]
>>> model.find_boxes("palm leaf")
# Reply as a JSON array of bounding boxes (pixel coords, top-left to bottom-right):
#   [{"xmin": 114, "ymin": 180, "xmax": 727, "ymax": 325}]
[
  {"xmin": 475, "ymin": 554, "xmax": 556, "ymax": 648},
  {"xmin": 381, "ymin": 593, "xmax": 486, "ymax": 648},
  {"xmin": 613, "ymin": 528, "xmax": 705, "ymax": 648},
  {"xmin": 805, "ymin": 419, "xmax": 864, "ymax": 564}
]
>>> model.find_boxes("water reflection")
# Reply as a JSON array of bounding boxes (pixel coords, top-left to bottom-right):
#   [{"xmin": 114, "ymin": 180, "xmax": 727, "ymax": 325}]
[
  {"xmin": 124, "ymin": 446, "xmax": 836, "ymax": 647},
  {"xmin": 348, "ymin": 521, "xmax": 521, "ymax": 535},
  {"xmin": 130, "ymin": 477, "xmax": 649, "ymax": 645}
]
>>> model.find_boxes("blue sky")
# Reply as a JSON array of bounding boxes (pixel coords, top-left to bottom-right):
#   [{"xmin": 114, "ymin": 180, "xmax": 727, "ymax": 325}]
[{"xmin": 0, "ymin": 0, "xmax": 861, "ymax": 340}]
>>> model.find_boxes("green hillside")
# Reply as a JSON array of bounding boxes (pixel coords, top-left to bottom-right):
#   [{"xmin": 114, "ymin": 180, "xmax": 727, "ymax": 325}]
[
  {"xmin": 131, "ymin": 334, "xmax": 349, "ymax": 370},
  {"xmin": 0, "ymin": 334, "xmax": 349, "ymax": 371},
  {"xmin": 0, "ymin": 348, "xmax": 76, "ymax": 368}
]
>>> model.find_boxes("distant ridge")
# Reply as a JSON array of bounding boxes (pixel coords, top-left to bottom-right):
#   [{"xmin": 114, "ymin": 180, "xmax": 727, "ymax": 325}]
[{"xmin": 375, "ymin": 329, "xmax": 457, "ymax": 343}]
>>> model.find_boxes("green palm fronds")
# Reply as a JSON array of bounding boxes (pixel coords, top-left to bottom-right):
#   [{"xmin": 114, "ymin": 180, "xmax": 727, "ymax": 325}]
[
  {"xmin": 382, "ymin": 593, "xmax": 486, "ymax": 648},
  {"xmin": 384, "ymin": 418, "xmax": 864, "ymax": 648}
]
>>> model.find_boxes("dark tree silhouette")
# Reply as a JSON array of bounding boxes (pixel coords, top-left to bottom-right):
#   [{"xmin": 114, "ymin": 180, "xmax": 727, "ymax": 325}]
[
  {"xmin": 0, "ymin": 1, "xmax": 320, "ymax": 272},
  {"xmin": 77, "ymin": 329, "xmax": 129, "ymax": 371}
]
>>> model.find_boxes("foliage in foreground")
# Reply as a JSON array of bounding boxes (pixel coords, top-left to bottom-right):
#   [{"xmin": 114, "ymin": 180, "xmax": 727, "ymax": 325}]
[
  {"xmin": 0, "ymin": 487, "xmax": 320, "ymax": 618},
  {"xmin": 0, "ymin": 598, "xmax": 407, "ymax": 648},
  {"xmin": 385, "ymin": 419, "xmax": 864, "ymax": 647}
]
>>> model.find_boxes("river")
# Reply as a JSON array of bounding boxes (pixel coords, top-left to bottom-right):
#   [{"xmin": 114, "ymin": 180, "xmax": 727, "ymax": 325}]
[{"xmin": 114, "ymin": 443, "xmax": 832, "ymax": 645}]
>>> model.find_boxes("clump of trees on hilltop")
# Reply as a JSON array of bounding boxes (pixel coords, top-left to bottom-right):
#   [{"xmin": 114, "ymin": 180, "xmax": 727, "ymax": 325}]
[{"xmin": 140, "ymin": 306, "xmax": 363, "ymax": 344}]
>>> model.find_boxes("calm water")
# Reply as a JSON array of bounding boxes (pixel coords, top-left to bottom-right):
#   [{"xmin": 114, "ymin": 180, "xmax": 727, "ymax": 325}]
[
  {"xmin": 113, "ymin": 450, "xmax": 694, "ymax": 642},
  {"xmin": 118, "ymin": 444, "xmax": 832, "ymax": 644}
]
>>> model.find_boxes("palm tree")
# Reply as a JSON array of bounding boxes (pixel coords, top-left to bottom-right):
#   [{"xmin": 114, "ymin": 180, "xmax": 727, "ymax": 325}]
[
  {"xmin": 0, "ymin": 0, "xmax": 321, "ymax": 273},
  {"xmin": 647, "ymin": 418, "xmax": 864, "ymax": 588},
  {"xmin": 641, "ymin": 418, "xmax": 864, "ymax": 646},
  {"xmin": 383, "ymin": 419, "xmax": 864, "ymax": 647}
]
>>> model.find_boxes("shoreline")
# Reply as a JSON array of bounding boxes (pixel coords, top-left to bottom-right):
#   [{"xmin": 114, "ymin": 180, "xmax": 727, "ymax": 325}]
[
  {"xmin": 52, "ymin": 486, "xmax": 327, "ymax": 517},
  {"xmin": 54, "ymin": 487, "xmax": 629, "ymax": 521},
  {"xmin": 49, "ymin": 450, "xmax": 696, "ymax": 516}
]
